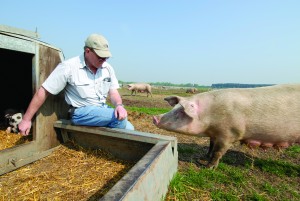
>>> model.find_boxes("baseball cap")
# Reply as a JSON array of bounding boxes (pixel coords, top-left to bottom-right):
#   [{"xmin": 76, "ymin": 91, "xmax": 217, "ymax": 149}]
[{"xmin": 85, "ymin": 34, "xmax": 112, "ymax": 57}]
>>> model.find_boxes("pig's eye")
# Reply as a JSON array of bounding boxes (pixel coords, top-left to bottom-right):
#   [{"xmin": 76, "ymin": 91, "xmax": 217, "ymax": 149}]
[{"xmin": 190, "ymin": 104, "xmax": 194, "ymax": 108}]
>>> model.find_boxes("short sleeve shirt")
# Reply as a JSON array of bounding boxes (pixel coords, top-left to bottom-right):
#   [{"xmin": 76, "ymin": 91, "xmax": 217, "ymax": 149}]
[{"xmin": 42, "ymin": 54, "xmax": 120, "ymax": 107}]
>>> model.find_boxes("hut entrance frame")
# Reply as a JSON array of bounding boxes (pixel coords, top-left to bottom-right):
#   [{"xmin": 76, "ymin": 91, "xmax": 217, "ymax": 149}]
[{"xmin": 0, "ymin": 25, "xmax": 68, "ymax": 175}]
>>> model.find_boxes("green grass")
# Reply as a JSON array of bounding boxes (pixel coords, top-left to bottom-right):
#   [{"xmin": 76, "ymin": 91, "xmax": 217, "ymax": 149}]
[
  {"xmin": 253, "ymin": 158, "xmax": 300, "ymax": 177},
  {"xmin": 285, "ymin": 145, "xmax": 300, "ymax": 157},
  {"xmin": 167, "ymin": 144, "xmax": 300, "ymax": 201},
  {"xmin": 126, "ymin": 106, "xmax": 170, "ymax": 115},
  {"xmin": 178, "ymin": 145, "xmax": 199, "ymax": 155},
  {"xmin": 166, "ymin": 155, "xmax": 300, "ymax": 201}
]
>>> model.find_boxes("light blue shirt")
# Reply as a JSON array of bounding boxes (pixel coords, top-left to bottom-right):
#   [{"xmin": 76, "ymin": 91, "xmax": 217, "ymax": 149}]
[{"xmin": 42, "ymin": 54, "xmax": 119, "ymax": 107}]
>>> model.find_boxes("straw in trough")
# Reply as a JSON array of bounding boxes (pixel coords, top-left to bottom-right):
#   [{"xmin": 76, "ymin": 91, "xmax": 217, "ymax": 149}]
[{"xmin": 0, "ymin": 140, "xmax": 135, "ymax": 200}]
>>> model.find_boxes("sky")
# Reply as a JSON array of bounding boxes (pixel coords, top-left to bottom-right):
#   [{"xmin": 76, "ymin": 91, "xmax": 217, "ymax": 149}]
[{"xmin": 1, "ymin": 1, "xmax": 299, "ymax": 86}]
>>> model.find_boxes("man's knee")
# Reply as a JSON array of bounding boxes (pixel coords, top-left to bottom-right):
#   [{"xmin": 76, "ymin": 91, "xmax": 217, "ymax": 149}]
[
  {"xmin": 108, "ymin": 119, "xmax": 134, "ymax": 130},
  {"xmin": 125, "ymin": 121, "xmax": 135, "ymax": 130},
  {"xmin": 108, "ymin": 119, "xmax": 126, "ymax": 129}
]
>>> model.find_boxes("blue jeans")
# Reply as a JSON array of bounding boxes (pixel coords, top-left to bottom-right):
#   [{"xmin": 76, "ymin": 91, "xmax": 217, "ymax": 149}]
[{"xmin": 70, "ymin": 105, "xmax": 134, "ymax": 130}]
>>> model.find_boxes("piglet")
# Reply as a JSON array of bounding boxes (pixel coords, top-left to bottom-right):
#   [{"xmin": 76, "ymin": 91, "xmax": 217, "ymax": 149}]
[
  {"xmin": 5, "ymin": 111, "xmax": 23, "ymax": 134},
  {"xmin": 153, "ymin": 84, "xmax": 300, "ymax": 169}
]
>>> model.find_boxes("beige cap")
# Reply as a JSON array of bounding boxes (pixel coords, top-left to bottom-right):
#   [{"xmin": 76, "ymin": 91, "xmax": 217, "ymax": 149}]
[{"xmin": 85, "ymin": 34, "xmax": 112, "ymax": 57}]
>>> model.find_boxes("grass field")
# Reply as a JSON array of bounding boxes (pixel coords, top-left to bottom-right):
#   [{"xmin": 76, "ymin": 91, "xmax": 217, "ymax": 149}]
[{"xmin": 118, "ymin": 86, "xmax": 300, "ymax": 201}]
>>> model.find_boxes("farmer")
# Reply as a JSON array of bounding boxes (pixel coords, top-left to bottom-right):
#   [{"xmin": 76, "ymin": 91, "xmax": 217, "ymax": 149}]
[{"xmin": 18, "ymin": 33, "xmax": 134, "ymax": 136}]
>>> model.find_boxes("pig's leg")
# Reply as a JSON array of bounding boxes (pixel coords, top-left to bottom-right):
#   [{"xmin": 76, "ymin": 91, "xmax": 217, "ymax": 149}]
[
  {"xmin": 206, "ymin": 137, "xmax": 215, "ymax": 158},
  {"xmin": 207, "ymin": 138, "xmax": 233, "ymax": 169}
]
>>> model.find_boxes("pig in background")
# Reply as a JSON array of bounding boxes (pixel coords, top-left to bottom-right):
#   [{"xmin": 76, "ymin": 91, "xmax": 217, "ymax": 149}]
[
  {"xmin": 127, "ymin": 83, "xmax": 153, "ymax": 97},
  {"xmin": 3, "ymin": 108, "xmax": 24, "ymax": 134},
  {"xmin": 186, "ymin": 88, "xmax": 198, "ymax": 94},
  {"xmin": 153, "ymin": 84, "xmax": 300, "ymax": 169}
]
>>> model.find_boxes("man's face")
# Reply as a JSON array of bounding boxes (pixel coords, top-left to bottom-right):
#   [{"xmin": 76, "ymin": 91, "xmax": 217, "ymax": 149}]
[{"xmin": 85, "ymin": 47, "xmax": 108, "ymax": 68}]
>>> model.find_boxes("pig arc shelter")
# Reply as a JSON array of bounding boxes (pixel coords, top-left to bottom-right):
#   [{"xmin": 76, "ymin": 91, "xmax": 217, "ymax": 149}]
[
  {"xmin": 0, "ymin": 24, "xmax": 69, "ymax": 174},
  {"xmin": 0, "ymin": 25, "xmax": 178, "ymax": 201}
]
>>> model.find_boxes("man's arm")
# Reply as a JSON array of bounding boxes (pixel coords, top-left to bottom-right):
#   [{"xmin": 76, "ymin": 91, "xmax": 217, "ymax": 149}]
[
  {"xmin": 109, "ymin": 89, "xmax": 127, "ymax": 120},
  {"xmin": 18, "ymin": 86, "xmax": 50, "ymax": 136}
]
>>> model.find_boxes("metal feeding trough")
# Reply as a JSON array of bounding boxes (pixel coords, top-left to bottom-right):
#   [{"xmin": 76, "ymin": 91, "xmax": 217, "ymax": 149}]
[{"xmin": 0, "ymin": 25, "xmax": 178, "ymax": 200}]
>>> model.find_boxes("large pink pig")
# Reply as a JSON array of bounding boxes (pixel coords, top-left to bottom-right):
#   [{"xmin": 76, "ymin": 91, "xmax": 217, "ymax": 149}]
[
  {"xmin": 127, "ymin": 83, "xmax": 153, "ymax": 97},
  {"xmin": 153, "ymin": 84, "xmax": 300, "ymax": 169}
]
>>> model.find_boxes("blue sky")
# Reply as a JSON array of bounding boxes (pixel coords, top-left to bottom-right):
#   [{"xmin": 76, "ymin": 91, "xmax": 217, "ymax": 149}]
[{"xmin": 1, "ymin": 1, "xmax": 299, "ymax": 86}]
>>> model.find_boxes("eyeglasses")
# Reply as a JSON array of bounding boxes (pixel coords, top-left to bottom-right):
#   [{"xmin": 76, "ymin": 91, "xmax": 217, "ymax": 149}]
[{"xmin": 90, "ymin": 48, "xmax": 109, "ymax": 62}]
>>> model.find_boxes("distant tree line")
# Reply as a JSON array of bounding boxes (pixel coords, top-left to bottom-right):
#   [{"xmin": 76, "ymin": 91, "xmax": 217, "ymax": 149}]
[
  {"xmin": 149, "ymin": 82, "xmax": 210, "ymax": 88},
  {"xmin": 119, "ymin": 81, "xmax": 209, "ymax": 88},
  {"xmin": 119, "ymin": 81, "xmax": 275, "ymax": 89},
  {"xmin": 211, "ymin": 83, "xmax": 275, "ymax": 89}
]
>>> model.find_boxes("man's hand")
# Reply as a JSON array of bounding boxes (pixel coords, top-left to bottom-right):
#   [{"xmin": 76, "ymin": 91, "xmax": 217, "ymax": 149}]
[
  {"xmin": 18, "ymin": 119, "xmax": 32, "ymax": 136},
  {"xmin": 114, "ymin": 105, "xmax": 127, "ymax": 120}
]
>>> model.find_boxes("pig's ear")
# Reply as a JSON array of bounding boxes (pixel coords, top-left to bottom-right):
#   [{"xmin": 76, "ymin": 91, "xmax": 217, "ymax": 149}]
[
  {"xmin": 164, "ymin": 96, "xmax": 181, "ymax": 106},
  {"xmin": 180, "ymin": 99, "xmax": 201, "ymax": 119}
]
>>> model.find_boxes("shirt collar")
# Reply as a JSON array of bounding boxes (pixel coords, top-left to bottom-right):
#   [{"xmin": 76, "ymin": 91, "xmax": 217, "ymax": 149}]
[{"xmin": 79, "ymin": 54, "xmax": 86, "ymax": 69}]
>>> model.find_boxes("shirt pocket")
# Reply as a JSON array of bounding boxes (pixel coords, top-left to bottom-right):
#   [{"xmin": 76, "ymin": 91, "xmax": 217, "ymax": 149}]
[{"xmin": 99, "ymin": 77, "xmax": 111, "ymax": 96}]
